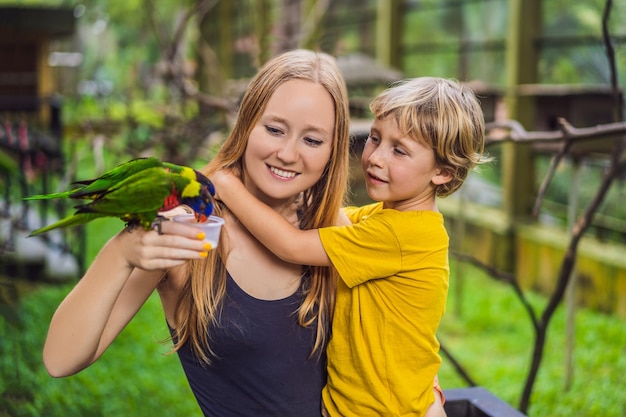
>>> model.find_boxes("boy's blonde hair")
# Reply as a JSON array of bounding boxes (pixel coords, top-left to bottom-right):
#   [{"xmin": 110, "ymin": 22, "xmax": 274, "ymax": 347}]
[{"xmin": 369, "ymin": 77, "xmax": 487, "ymax": 197}]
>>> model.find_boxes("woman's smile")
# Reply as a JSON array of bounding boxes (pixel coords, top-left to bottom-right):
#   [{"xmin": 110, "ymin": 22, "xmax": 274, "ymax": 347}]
[{"xmin": 268, "ymin": 165, "xmax": 299, "ymax": 180}]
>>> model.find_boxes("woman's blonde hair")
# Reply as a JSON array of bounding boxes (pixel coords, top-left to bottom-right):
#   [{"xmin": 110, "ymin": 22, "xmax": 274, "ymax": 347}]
[
  {"xmin": 172, "ymin": 49, "xmax": 351, "ymax": 364},
  {"xmin": 370, "ymin": 77, "xmax": 488, "ymax": 197}
]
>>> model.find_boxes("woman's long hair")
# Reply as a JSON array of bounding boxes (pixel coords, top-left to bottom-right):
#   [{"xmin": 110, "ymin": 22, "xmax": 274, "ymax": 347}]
[{"xmin": 171, "ymin": 49, "xmax": 351, "ymax": 364}]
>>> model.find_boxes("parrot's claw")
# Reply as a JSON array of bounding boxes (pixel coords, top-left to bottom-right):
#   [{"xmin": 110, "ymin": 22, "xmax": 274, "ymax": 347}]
[{"xmin": 151, "ymin": 216, "xmax": 168, "ymax": 235}]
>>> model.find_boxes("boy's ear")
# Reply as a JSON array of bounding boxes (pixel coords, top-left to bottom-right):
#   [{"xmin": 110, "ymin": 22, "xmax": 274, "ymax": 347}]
[{"xmin": 431, "ymin": 168, "xmax": 453, "ymax": 185}]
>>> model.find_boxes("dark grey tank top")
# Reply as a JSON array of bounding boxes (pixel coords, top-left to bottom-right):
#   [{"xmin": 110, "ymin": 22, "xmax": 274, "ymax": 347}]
[{"xmin": 173, "ymin": 273, "xmax": 326, "ymax": 417}]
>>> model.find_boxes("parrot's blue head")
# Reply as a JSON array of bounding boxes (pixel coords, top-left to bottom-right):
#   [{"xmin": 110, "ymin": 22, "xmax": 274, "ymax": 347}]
[{"xmin": 182, "ymin": 170, "xmax": 215, "ymax": 220}]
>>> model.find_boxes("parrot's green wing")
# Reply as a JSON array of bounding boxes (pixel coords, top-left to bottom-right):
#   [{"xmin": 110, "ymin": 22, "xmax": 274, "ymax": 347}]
[
  {"xmin": 69, "ymin": 157, "xmax": 172, "ymax": 199},
  {"xmin": 75, "ymin": 167, "xmax": 193, "ymax": 229}
]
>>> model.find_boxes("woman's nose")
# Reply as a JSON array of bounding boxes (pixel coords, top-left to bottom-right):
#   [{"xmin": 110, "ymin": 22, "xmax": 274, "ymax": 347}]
[{"xmin": 276, "ymin": 139, "xmax": 299, "ymax": 163}]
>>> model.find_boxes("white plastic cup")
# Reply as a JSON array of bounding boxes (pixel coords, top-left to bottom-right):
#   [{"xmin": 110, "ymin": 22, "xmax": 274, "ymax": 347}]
[{"xmin": 173, "ymin": 214, "xmax": 225, "ymax": 247}]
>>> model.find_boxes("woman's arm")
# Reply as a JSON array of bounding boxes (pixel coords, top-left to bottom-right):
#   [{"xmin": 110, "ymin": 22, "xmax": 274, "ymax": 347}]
[
  {"xmin": 212, "ymin": 171, "xmax": 331, "ymax": 266},
  {"xmin": 42, "ymin": 220, "xmax": 210, "ymax": 377}
]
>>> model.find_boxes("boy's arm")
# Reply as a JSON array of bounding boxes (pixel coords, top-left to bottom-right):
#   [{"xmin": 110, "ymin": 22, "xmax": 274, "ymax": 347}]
[{"xmin": 212, "ymin": 170, "xmax": 332, "ymax": 266}]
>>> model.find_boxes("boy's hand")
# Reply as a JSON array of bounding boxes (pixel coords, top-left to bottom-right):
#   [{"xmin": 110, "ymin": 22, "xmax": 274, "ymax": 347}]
[{"xmin": 336, "ymin": 208, "xmax": 353, "ymax": 226}]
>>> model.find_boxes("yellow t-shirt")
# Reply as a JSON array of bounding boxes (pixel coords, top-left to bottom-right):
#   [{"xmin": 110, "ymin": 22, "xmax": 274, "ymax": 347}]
[{"xmin": 319, "ymin": 202, "xmax": 449, "ymax": 417}]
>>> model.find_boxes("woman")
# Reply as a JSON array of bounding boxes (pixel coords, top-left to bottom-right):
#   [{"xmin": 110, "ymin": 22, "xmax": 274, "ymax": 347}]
[{"xmin": 43, "ymin": 49, "xmax": 349, "ymax": 416}]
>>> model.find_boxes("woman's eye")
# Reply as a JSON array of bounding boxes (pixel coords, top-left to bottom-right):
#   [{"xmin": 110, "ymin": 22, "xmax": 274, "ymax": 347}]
[
  {"xmin": 304, "ymin": 137, "xmax": 324, "ymax": 147},
  {"xmin": 266, "ymin": 125, "xmax": 283, "ymax": 135},
  {"xmin": 366, "ymin": 135, "xmax": 379, "ymax": 144}
]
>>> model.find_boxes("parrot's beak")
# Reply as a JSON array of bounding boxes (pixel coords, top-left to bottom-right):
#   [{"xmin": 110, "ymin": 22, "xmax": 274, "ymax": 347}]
[{"xmin": 195, "ymin": 213, "xmax": 209, "ymax": 223}]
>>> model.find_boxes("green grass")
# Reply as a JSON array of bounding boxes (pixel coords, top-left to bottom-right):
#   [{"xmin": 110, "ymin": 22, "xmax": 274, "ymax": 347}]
[
  {"xmin": 438, "ymin": 263, "xmax": 626, "ymax": 417},
  {"xmin": 1, "ymin": 285, "xmax": 200, "ymax": 417},
  {"xmin": 1, "ymin": 216, "xmax": 201, "ymax": 417}
]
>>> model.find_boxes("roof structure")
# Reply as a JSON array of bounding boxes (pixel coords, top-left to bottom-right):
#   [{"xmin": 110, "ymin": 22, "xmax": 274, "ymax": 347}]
[{"xmin": 0, "ymin": 6, "xmax": 75, "ymax": 37}]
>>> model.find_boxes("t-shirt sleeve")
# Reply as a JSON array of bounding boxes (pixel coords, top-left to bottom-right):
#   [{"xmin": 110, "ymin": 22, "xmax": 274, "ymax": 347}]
[
  {"xmin": 342, "ymin": 205, "xmax": 361, "ymax": 224},
  {"xmin": 319, "ymin": 213, "xmax": 401, "ymax": 288}
]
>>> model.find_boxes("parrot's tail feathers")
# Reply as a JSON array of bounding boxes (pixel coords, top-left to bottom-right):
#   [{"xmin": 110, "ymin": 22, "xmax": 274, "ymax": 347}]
[
  {"xmin": 23, "ymin": 189, "xmax": 80, "ymax": 200},
  {"xmin": 28, "ymin": 213, "xmax": 96, "ymax": 236}
]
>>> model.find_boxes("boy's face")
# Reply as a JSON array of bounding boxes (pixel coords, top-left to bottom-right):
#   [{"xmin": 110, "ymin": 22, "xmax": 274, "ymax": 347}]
[{"xmin": 362, "ymin": 115, "xmax": 451, "ymax": 211}]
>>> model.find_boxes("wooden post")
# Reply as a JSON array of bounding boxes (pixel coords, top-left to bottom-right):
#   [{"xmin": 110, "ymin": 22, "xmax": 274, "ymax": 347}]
[
  {"xmin": 300, "ymin": 0, "xmax": 320, "ymax": 50},
  {"xmin": 38, "ymin": 38, "xmax": 53, "ymax": 127},
  {"xmin": 376, "ymin": 0, "xmax": 403, "ymax": 70},
  {"xmin": 197, "ymin": 1, "xmax": 233, "ymax": 96},
  {"xmin": 503, "ymin": 0, "xmax": 540, "ymax": 222},
  {"xmin": 255, "ymin": 0, "xmax": 271, "ymax": 65},
  {"xmin": 218, "ymin": 0, "xmax": 233, "ymax": 78},
  {"xmin": 564, "ymin": 158, "xmax": 582, "ymax": 390}
]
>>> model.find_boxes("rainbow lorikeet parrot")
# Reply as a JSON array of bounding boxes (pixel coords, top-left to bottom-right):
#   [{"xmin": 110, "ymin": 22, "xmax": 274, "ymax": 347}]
[{"xmin": 25, "ymin": 157, "xmax": 215, "ymax": 236}]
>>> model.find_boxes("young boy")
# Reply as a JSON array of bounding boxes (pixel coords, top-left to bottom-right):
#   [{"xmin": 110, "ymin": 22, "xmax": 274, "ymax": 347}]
[{"xmin": 212, "ymin": 77, "xmax": 488, "ymax": 416}]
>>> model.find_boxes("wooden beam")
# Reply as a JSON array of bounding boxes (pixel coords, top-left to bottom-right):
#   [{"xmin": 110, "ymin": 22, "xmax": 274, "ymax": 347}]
[{"xmin": 376, "ymin": 0, "xmax": 403, "ymax": 70}]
